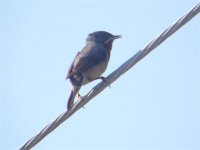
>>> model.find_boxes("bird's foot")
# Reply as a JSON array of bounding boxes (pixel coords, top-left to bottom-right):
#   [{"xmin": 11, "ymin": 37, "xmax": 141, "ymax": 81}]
[{"xmin": 96, "ymin": 76, "xmax": 111, "ymax": 88}]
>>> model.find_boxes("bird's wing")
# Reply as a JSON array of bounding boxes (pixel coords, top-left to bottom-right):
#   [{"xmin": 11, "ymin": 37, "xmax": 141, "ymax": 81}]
[
  {"xmin": 66, "ymin": 52, "xmax": 79, "ymax": 79},
  {"xmin": 67, "ymin": 44, "xmax": 108, "ymax": 78}
]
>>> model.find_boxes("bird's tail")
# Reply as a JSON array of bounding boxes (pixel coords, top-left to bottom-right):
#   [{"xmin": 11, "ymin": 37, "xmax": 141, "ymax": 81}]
[{"xmin": 67, "ymin": 85, "xmax": 80, "ymax": 110}]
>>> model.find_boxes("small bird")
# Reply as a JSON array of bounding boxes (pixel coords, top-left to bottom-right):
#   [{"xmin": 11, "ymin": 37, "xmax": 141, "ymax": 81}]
[{"xmin": 66, "ymin": 31, "xmax": 121, "ymax": 110}]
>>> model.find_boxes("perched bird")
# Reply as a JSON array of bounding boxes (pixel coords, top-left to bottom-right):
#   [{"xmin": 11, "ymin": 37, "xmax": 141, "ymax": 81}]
[{"xmin": 66, "ymin": 31, "xmax": 121, "ymax": 110}]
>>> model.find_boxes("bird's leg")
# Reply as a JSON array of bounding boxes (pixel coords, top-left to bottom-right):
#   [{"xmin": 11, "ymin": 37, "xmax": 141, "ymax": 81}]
[
  {"xmin": 72, "ymin": 92, "xmax": 85, "ymax": 109},
  {"xmin": 77, "ymin": 92, "xmax": 83, "ymax": 101},
  {"xmin": 95, "ymin": 76, "xmax": 111, "ymax": 88}
]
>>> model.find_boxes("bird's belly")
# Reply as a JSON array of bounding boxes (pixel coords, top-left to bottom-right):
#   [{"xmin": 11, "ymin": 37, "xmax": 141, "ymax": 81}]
[{"xmin": 82, "ymin": 60, "xmax": 108, "ymax": 85}]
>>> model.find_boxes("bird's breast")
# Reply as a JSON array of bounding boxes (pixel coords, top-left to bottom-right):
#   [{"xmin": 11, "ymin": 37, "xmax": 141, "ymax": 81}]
[{"xmin": 82, "ymin": 56, "xmax": 109, "ymax": 85}]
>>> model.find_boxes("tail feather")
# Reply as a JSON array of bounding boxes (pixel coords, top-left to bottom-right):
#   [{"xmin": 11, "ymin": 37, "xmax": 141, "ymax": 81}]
[
  {"xmin": 67, "ymin": 86, "xmax": 80, "ymax": 110},
  {"xmin": 67, "ymin": 91, "xmax": 75, "ymax": 110},
  {"xmin": 67, "ymin": 74, "xmax": 83, "ymax": 110}
]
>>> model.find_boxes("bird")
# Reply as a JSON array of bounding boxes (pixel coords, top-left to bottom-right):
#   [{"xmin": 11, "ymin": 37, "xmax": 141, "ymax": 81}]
[{"xmin": 66, "ymin": 31, "xmax": 121, "ymax": 110}]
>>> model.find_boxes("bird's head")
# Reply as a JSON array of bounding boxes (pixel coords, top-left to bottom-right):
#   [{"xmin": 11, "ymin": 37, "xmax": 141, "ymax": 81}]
[{"xmin": 87, "ymin": 31, "xmax": 121, "ymax": 51}]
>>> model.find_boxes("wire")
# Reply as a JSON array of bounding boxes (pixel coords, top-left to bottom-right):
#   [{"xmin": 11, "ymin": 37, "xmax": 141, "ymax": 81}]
[{"xmin": 19, "ymin": 2, "xmax": 200, "ymax": 150}]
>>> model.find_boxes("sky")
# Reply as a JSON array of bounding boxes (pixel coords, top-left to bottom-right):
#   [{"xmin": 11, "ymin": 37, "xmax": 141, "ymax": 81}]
[{"xmin": 0, "ymin": 0, "xmax": 200, "ymax": 150}]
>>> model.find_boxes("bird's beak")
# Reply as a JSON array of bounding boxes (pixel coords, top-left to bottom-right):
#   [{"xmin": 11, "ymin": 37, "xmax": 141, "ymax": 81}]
[
  {"xmin": 106, "ymin": 35, "xmax": 122, "ymax": 43},
  {"xmin": 113, "ymin": 35, "xmax": 122, "ymax": 39}
]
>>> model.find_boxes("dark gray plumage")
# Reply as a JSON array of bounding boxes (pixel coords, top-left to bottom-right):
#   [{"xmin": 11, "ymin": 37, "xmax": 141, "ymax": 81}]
[{"xmin": 66, "ymin": 31, "xmax": 121, "ymax": 110}]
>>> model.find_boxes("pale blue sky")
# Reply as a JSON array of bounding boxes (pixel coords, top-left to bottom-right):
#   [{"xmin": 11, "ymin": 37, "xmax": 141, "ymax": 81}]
[{"xmin": 0, "ymin": 0, "xmax": 199, "ymax": 150}]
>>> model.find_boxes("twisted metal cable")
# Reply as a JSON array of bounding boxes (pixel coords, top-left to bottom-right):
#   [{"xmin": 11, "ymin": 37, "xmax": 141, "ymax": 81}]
[{"xmin": 19, "ymin": 2, "xmax": 200, "ymax": 150}]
